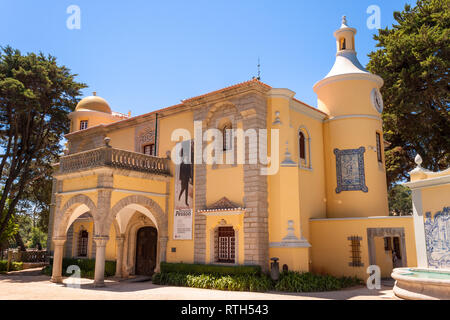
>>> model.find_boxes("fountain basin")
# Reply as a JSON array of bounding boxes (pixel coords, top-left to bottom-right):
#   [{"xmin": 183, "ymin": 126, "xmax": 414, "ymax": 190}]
[{"xmin": 392, "ymin": 268, "xmax": 450, "ymax": 300}]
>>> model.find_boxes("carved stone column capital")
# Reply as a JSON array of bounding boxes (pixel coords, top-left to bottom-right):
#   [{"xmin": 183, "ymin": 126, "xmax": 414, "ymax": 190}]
[
  {"xmin": 52, "ymin": 237, "xmax": 67, "ymax": 246},
  {"xmin": 93, "ymin": 236, "xmax": 109, "ymax": 247}
]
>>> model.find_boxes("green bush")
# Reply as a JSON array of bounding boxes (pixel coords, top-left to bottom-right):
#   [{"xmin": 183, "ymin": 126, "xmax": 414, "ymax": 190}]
[
  {"xmin": 0, "ymin": 260, "xmax": 23, "ymax": 272},
  {"xmin": 152, "ymin": 272, "xmax": 272, "ymax": 292},
  {"xmin": 274, "ymin": 271, "xmax": 361, "ymax": 292},
  {"xmin": 160, "ymin": 262, "xmax": 261, "ymax": 276},
  {"xmin": 152, "ymin": 269, "xmax": 361, "ymax": 293},
  {"xmin": 43, "ymin": 258, "xmax": 116, "ymax": 278}
]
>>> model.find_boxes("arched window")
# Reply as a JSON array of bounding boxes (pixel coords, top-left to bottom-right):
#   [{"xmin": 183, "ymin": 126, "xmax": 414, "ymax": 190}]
[
  {"xmin": 298, "ymin": 127, "xmax": 311, "ymax": 169},
  {"xmin": 340, "ymin": 38, "xmax": 346, "ymax": 50},
  {"xmin": 78, "ymin": 229, "xmax": 88, "ymax": 257},
  {"xmin": 222, "ymin": 123, "xmax": 232, "ymax": 151},
  {"xmin": 299, "ymin": 132, "xmax": 306, "ymax": 160}
]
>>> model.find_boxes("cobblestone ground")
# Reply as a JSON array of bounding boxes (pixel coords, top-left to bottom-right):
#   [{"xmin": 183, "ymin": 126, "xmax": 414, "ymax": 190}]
[{"xmin": 0, "ymin": 268, "xmax": 397, "ymax": 300}]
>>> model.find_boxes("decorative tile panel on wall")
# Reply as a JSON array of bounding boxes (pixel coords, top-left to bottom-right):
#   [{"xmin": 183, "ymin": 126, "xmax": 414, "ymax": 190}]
[
  {"xmin": 424, "ymin": 207, "xmax": 450, "ymax": 269},
  {"xmin": 334, "ymin": 147, "xmax": 368, "ymax": 193}
]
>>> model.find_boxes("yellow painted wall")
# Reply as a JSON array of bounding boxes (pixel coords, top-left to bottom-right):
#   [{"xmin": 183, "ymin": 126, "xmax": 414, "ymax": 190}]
[
  {"xmin": 159, "ymin": 110, "xmax": 196, "ymax": 263},
  {"xmin": 113, "ymin": 175, "xmax": 166, "ymax": 195},
  {"xmin": 158, "ymin": 110, "xmax": 194, "ymax": 158},
  {"xmin": 109, "ymin": 127, "xmax": 136, "ymax": 151},
  {"xmin": 309, "ymin": 217, "xmax": 417, "ymax": 279},
  {"xmin": 70, "ymin": 221, "xmax": 116, "ymax": 261},
  {"xmin": 70, "ymin": 111, "xmax": 116, "ymax": 133},
  {"xmin": 206, "ymin": 165, "xmax": 244, "ymax": 206},
  {"xmin": 374, "ymin": 237, "xmax": 393, "ymax": 278},
  {"xmin": 421, "ymin": 184, "xmax": 450, "ymax": 216},
  {"xmin": 316, "ymin": 80, "xmax": 380, "ymax": 118},
  {"xmin": 268, "ymin": 247, "xmax": 309, "ymax": 272},
  {"xmin": 290, "ymin": 106, "xmax": 327, "ymax": 240},
  {"xmin": 62, "ymin": 175, "xmax": 97, "ymax": 192},
  {"xmin": 323, "ymin": 117, "xmax": 389, "ymax": 218},
  {"xmin": 71, "ymin": 220, "xmax": 95, "ymax": 259}
]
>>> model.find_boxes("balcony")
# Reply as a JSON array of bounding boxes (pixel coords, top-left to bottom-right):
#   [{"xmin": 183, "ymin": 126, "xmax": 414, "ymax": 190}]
[{"xmin": 57, "ymin": 146, "xmax": 171, "ymax": 176}]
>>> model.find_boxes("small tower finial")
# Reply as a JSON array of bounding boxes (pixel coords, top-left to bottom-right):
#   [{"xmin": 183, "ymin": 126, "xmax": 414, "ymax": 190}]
[
  {"xmin": 341, "ymin": 15, "xmax": 348, "ymax": 27},
  {"xmin": 93, "ymin": 91, "xmax": 97, "ymax": 96},
  {"xmin": 415, "ymin": 154, "xmax": 423, "ymax": 167}
]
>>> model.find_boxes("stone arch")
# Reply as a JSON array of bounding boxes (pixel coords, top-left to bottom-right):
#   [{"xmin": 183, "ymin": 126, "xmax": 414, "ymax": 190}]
[
  {"xmin": 110, "ymin": 195, "xmax": 168, "ymax": 238},
  {"xmin": 205, "ymin": 101, "xmax": 241, "ymax": 128},
  {"xmin": 54, "ymin": 194, "xmax": 97, "ymax": 238}
]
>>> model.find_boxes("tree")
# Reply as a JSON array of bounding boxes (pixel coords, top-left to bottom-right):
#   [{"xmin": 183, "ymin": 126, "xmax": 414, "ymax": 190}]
[
  {"xmin": 367, "ymin": 0, "xmax": 450, "ymax": 187},
  {"xmin": 388, "ymin": 184, "xmax": 412, "ymax": 216},
  {"xmin": 0, "ymin": 46, "xmax": 86, "ymax": 239}
]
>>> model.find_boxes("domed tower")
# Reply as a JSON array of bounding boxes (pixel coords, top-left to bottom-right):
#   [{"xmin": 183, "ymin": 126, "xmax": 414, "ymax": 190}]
[
  {"xmin": 69, "ymin": 92, "xmax": 114, "ymax": 133},
  {"xmin": 313, "ymin": 17, "xmax": 389, "ymax": 218}
]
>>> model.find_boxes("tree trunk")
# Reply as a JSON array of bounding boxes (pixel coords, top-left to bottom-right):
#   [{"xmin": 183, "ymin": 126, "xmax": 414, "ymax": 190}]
[{"xmin": 14, "ymin": 232, "xmax": 26, "ymax": 251}]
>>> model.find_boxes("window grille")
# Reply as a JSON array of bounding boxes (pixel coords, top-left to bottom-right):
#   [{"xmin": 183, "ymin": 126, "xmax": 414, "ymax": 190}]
[
  {"xmin": 218, "ymin": 227, "xmax": 235, "ymax": 263},
  {"xmin": 348, "ymin": 236, "xmax": 363, "ymax": 267},
  {"xmin": 78, "ymin": 230, "xmax": 88, "ymax": 257},
  {"xmin": 80, "ymin": 120, "xmax": 88, "ymax": 130},
  {"xmin": 143, "ymin": 144, "xmax": 155, "ymax": 156}
]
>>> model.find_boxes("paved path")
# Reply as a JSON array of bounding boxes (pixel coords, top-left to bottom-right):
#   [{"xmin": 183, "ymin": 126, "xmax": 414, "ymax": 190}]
[{"xmin": 0, "ymin": 268, "xmax": 397, "ymax": 300}]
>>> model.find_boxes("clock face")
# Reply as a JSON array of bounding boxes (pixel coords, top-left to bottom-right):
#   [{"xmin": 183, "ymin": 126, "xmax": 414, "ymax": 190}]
[{"xmin": 371, "ymin": 88, "xmax": 384, "ymax": 113}]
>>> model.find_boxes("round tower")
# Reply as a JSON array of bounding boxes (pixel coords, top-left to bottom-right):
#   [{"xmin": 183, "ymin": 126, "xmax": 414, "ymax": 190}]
[
  {"xmin": 69, "ymin": 92, "xmax": 114, "ymax": 133},
  {"xmin": 313, "ymin": 17, "xmax": 389, "ymax": 218}
]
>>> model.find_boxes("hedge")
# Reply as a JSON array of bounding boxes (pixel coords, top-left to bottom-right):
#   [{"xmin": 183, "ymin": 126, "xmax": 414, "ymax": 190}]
[
  {"xmin": 274, "ymin": 271, "xmax": 362, "ymax": 292},
  {"xmin": 152, "ymin": 269, "xmax": 362, "ymax": 293},
  {"xmin": 0, "ymin": 260, "xmax": 23, "ymax": 272},
  {"xmin": 42, "ymin": 258, "xmax": 116, "ymax": 278},
  {"xmin": 152, "ymin": 272, "xmax": 272, "ymax": 292},
  {"xmin": 160, "ymin": 262, "xmax": 261, "ymax": 275}
]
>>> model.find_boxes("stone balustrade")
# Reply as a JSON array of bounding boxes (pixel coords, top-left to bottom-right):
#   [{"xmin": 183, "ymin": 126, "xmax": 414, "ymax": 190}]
[{"xmin": 58, "ymin": 147, "xmax": 171, "ymax": 176}]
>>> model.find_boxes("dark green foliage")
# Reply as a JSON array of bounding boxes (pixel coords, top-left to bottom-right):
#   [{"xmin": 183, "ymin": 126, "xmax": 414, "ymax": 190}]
[
  {"xmin": 153, "ymin": 266, "xmax": 362, "ymax": 293},
  {"xmin": 160, "ymin": 262, "xmax": 261, "ymax": 275},
  {"xmin": 388, "ymin": 184, "xmax": 412, "ymax": 215},
  {"xmin": 0, "ymin": 260, "xmax": 23, "ymax": 272},
  {"xmin": 0, "ymin": 46, "xmax": 87, "ymax": 240},
  {"xmin": 367, "ymin": 0, "xmax": 450, "ymax": 186},
  {"xmin": 274, "ymin": 271, "xmax": 362, "ymax": 292},
  {"xmin": 152, "ymin": 272, "xmax": 272, "ymax": 292},
  {"xmin": 42, "ymin": 258, "xmax": 116, "ymax": 278}
]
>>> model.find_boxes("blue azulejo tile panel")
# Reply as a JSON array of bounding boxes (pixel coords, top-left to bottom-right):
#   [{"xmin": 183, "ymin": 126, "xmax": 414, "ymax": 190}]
[
  {"xmin": 424, "ymin": 207, "xmax": 450, "ymax": 269},
  {"xmin": 334, "ymin": 147, "xmax": 368, "ymax": 194}
]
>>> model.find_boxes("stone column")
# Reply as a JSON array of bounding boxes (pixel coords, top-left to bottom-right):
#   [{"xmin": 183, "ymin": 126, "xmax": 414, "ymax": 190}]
[
  {"xmin": 156, "ymin": 236, "xmax": 168, "ymax": 273},
  {"xmin": 115, "ymin": 235, "xmax": 125, "ymax": 278},
  {"xmin": 93, "ymin": 236, "xmax": 109, "ymax": 287},
  {"xmin": 51, "ymin": 237, "xmax": 66, "ymax": 283}
]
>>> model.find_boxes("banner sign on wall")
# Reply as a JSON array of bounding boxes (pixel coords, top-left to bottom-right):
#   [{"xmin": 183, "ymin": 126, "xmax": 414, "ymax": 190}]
[{"xmin": 173, "ymin": 140, "xmax": 194, "ymax": 240}]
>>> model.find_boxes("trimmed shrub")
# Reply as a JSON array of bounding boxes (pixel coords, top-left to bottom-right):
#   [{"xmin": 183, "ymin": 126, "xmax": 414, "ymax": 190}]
[
  {"xmin": 0, "ymin": 260, "xmax": 23, "ymax": 272},
  {"xmin": 43, "ymin": 258, "xmax": 116, "ymax": 278},
  {"xmin": 159, "ymin": 262, "xmax": 261, "ymax": 276},
  {"xmin": 274, "ymin": 271, "xmax": 362, "ymax": 292},
  {"xmin": 152, "ymin": 272, "xmax": 272, "ymax": 292}
]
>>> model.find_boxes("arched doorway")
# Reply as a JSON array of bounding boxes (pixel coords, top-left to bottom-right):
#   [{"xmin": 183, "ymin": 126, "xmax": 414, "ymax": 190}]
[{"xmin": 135, "ymin": 227, "xmax": 158, "ymax": 276}]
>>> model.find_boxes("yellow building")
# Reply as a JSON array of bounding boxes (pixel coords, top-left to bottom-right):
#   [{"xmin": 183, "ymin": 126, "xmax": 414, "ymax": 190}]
[{"xmin": 48, "ymin": 17, "xmax": 418, "ymax": 286}]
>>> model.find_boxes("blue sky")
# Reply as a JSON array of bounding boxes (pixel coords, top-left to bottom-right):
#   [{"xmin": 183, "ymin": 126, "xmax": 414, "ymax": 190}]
[{"xmin": 1, "ymin": 0, "xmax": 414, "ymax": 116}]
